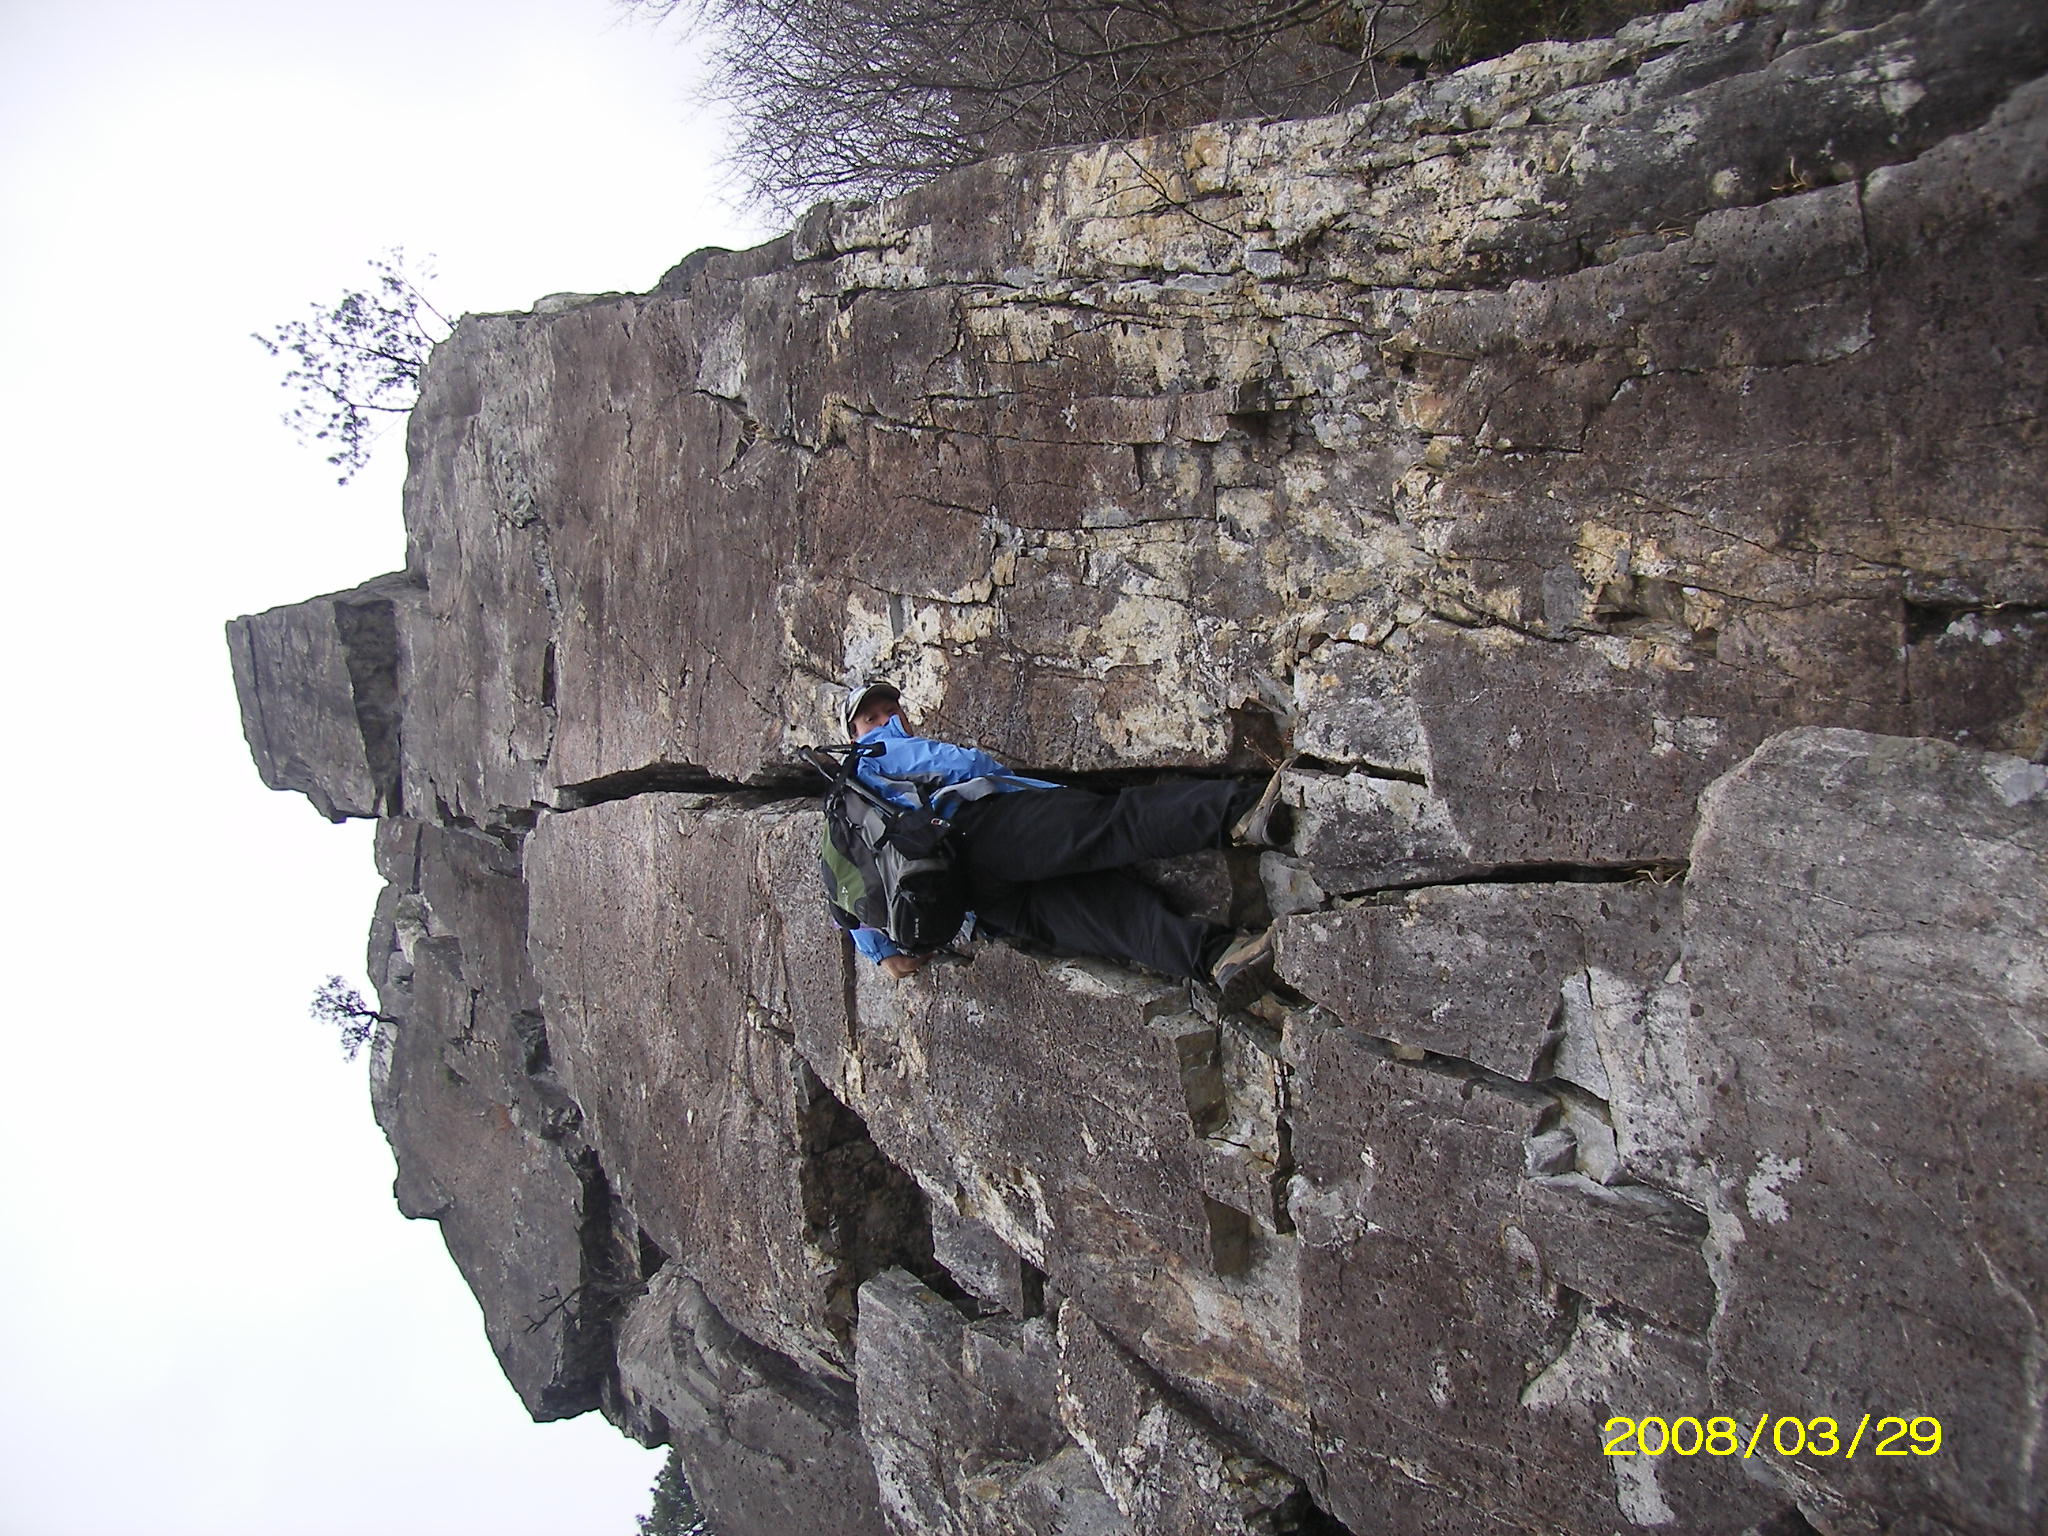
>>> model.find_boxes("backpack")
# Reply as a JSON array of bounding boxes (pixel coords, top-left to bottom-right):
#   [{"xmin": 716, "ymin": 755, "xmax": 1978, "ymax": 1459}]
[{"xmin": 804, "ymin": 745, "xmax": 969, "ymax": 954}]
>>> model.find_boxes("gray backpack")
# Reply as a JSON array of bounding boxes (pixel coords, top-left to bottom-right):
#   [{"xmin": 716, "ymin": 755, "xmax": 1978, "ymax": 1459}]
[{"xmin": 803, "ymin": 744, "xmax": 968, "ymax": 953}]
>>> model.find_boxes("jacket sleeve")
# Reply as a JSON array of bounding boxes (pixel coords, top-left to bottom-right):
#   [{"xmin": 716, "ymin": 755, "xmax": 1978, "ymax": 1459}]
[
  {"xmin": 875, "ymin": 734, "xmax": 1010, "ymax": 784},
  {"xmin": 849, "ymin": 926, "xmax": 902, "ymax": 965}
]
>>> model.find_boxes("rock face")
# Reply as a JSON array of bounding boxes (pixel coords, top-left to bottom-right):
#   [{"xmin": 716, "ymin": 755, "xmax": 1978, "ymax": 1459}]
[{"xmin": 228, "ymin": 1, "xmax": 2047, "ymax": 1531}]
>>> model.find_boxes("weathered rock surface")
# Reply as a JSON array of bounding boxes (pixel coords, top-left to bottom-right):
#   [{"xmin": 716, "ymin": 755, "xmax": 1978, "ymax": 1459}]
[
  {"xmin": 1688, "ymin": 731, "xmax": 2048, "ymax": 1535},
  {"xmin": 366, "ymin": 815, "xmax": 619, "ymax": 1419},
  {"xmin": 857, "ymin": 1268, "xmax": 1130, "ymax": 1536},
  {"xmin": 228, "ymin": 574, "xmax": 417, "ymax": 822},
  {"xmin": 230, "ymin": 2, "xmax": 2046, "ymax": 1531},
  {"xmin": 615, "ymin": 1270, "xmax": 889, "ymax": 1536},
  {"xmin": 1055, "ymin": 1302, "xmax": 1314, "ymax": 1536},
  {"xmin": 525, "ymin": 795, "xmax": 879, "ymax": 1381},
  {"xmin": 847, "ymin": 947, "xmax": 1313, "ymax": 1474}
]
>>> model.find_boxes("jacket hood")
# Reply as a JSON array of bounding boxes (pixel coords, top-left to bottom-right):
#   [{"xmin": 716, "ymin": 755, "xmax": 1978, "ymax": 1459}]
[{"xmin": 857, "ymin": 715, "xmax": 913, "ymax": 745}]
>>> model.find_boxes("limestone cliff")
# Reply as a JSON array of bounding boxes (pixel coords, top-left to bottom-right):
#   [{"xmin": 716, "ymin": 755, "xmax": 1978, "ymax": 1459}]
[{"xmin": 229, "ymin": 1, "xmax": 2048, "ymax": 1530}]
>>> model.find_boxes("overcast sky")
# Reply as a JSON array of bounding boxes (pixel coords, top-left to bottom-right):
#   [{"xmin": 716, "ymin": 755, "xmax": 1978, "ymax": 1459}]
[{"xmin": 1, "ymin": 3, "xmax": 775, "ymax": 1532}]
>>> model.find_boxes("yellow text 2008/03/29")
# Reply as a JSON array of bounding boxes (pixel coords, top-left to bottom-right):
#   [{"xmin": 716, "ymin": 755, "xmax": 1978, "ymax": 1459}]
[{"xmin": 1602, "ymin": 1415, "xmax": 1942, "ymax": 1459}]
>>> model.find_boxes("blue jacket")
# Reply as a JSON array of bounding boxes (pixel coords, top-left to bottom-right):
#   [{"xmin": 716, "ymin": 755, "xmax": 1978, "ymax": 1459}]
[{"xmin": 846, "ymin": 717, "xmax": 1057, "ymax": 964}]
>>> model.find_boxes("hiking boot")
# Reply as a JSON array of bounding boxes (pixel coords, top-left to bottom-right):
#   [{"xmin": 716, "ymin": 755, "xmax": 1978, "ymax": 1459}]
[
  {"xmin": 1209, "ymin": 926, "xmax": 1276, "ymax": 996},
  {"xmin": 1229, "ymin": 756, "xmax": 1297, "ymax": 848}
]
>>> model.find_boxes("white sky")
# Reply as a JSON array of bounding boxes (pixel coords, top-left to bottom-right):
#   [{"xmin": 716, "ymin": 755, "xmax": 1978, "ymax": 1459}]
[{"xmin": 1, "ymin": 2, "xmax": 775, "ymax": 1532}]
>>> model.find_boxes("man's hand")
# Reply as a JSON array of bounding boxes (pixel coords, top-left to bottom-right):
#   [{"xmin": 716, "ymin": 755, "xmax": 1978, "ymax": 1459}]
[{"xmin": 880, "ymin": 953, "xmax": 928, "ymax": 980}]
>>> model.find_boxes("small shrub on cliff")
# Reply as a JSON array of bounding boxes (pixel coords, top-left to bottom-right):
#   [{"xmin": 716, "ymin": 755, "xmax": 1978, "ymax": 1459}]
[
  {"xmin": 253, "ymin": 248, "xmax": 450, "ymax": 484},
  {"xmin": 636, "ymin": 1448, "xmax": 710, "ymax": 1535},
  {"xmin": 309, "ymin": 976, "xmax": 394, "ymax": 1061}
]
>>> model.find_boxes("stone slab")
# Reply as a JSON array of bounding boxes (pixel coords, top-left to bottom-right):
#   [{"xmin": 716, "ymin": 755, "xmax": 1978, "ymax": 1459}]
[
  {"xmin": 614, "ymin": 1271, "xmax": 888, "ymax": 1536},
  {"xmin": 856, "ymin": 1268, "xmax": 1129, "ymax": 1536},
  {"xmin": 1687, "ymin": 730, "xmax": 2048, "ymax": 1535}
]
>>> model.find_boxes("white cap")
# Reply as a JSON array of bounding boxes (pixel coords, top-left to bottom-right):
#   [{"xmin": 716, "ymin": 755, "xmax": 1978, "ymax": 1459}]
[{"xmin": 840, "ymin": 679, "xmax": 900, "ymax": 739}]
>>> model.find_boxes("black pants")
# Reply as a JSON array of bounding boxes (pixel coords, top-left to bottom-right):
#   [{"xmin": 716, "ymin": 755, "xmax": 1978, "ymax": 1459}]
[{"xmin": 947, "ymin": 781, "xmax": 1249, "ymax": 980}]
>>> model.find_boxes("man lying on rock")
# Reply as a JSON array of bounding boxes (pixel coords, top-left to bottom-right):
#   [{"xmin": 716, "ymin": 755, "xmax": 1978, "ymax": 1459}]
[{"xmin": 829, "ymin": 679, "xmax": 1284, "ymax": 990}]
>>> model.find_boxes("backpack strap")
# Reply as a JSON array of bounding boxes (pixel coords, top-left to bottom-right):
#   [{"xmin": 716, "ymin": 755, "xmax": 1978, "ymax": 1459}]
[
  {"xmin": 935, "ymin": 774, "xmax": 1005, "ymax": 805},
  {"xmin": 925, "ymin": 773, "xmax": 1051, "ymax": 807}
]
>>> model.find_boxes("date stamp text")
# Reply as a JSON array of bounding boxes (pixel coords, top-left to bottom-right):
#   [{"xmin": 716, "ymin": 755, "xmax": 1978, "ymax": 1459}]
[{"xmin": 1602, "ymin": 1415, "xmax": 1942, "ymax": 1459}]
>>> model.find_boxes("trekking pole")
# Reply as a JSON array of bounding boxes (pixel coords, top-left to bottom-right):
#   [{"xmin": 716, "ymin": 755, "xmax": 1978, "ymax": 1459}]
[
  {"xmin": 798, "ymin": 743, "xmax": 896, "ymax": 817},
  {"xmin": 796, "ymin": 745, "xmax": 848, "ymax": 783}
]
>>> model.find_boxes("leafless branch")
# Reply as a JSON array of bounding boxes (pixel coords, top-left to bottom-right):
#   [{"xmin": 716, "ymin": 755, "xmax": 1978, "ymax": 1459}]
[{"xmin": 624, "ymin": 0, "xmax": 1423, "ymax": 213}]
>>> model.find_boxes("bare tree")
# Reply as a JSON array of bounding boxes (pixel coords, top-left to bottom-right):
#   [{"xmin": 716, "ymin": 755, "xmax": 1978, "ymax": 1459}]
[
  {"xmin": 631, "ymin": 0, "xmax": 1682, "ymax": 213},
  {"xmin": 628, "ymin": 0, "xmax": 1424, "ymax": 213},
  {"xmin": 252, "ymin": 248, "xmax": 451, "ymax": 484}
]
